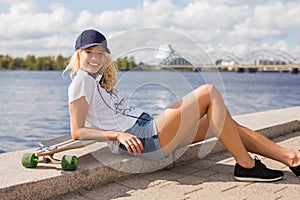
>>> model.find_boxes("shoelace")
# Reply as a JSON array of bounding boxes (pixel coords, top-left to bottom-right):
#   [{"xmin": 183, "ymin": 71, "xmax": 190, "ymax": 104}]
[
  {"xmin": 254, "ymin": 155, "xmax": 262, "ymax": 165},
  {"xmin": 254, "ymin": 156, "xmax": 268, "ymax": 174}
]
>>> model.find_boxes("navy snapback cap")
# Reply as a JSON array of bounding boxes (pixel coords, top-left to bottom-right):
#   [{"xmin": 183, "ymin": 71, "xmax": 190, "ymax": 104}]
[{"xmin": 75, "ymin": 29, "xmax": 110, "ymax": 54}]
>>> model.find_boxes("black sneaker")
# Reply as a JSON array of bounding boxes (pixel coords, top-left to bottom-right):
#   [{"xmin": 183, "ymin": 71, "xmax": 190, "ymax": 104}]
[
  {"xmin": 289, "ymin": 150, "xmax": 300, "ymax": 177},
  {"xmin": 234, "ymin": 157, "xmax": 283, "ymax": 182},
  {"xmin": 289, "ymin": 165, "xmax": 300, "ymax": 177}
]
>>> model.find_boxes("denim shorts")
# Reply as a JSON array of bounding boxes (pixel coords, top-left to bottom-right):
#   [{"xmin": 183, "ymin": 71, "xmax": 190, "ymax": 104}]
[{"xmin": 119, "ymin": 112, "xmax": 166, "ymax": 160}]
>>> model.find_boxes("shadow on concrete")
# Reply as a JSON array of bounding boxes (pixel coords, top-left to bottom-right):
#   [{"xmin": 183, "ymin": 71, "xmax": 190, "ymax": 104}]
[{"xmin": 48, "ymin": 140, "xmax": 300, "ymax": 200}]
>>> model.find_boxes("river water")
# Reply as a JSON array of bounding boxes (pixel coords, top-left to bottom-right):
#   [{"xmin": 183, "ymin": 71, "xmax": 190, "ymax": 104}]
[{"xmin": 0, "ymin": 70, "xmax": 299, "ymax": 153}]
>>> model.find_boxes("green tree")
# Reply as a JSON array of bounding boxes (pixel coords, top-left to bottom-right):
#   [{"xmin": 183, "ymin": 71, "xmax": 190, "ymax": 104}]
[
  {"xmin": 0, "ymin": 55, "xmax": 3, "ymax": 70},
  {"xmin": 121, "ymin": 57, "xmax": 129, "ymax": 70},
  {"xmin": 55, "ymin": 55, "xmax": 66, "ymax": 70},
  {"xmin": 33, "ymin": 57, "xmax": 44, "ymax": 70},
  {"xmin": 1, "ymin": 55, "xmax": 12, "ymax": 70},
  {"xmin": 128, "ymin": 56, "xmax": 136, "ymax": 70},
  {"xmin": 9, "ymin": 57, "xmax": 25, "ymax": 70},
  {"xmin": 43, "ymin": 56, "xmax": 54, "ymax": 70},
  {"xmin": 0, "ymin": 54, "xmax": 137, "ymax": 71},
  {"xmin": 25, "ymin": 55, "xmax": 36, "ymax": 70},
  {"xmin": 115, "ymin": 58, "xmax": 122, "ymax": 70}
]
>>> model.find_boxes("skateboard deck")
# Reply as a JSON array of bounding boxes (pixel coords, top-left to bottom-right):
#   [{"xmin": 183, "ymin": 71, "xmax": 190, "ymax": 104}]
[{"xmin": 22, "ymin": 135, "xmax": 98, "ymax": 171}]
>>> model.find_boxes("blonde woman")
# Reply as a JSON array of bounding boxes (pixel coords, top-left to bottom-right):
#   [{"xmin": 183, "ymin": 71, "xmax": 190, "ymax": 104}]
[{"xmin": 64, "ymin": 29, "xmax": 300, "ymax": 182}]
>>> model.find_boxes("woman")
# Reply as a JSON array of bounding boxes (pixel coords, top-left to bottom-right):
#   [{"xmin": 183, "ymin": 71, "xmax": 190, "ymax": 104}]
[{"xmin": 64, "ymin": 29, "xmax": 300, "ymax": 182}]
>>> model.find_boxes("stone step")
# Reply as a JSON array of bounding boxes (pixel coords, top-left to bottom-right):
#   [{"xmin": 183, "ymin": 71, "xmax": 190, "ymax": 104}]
[{"xmin": 1, "ymin": 106, "xmax": 299, "ymax": 200}]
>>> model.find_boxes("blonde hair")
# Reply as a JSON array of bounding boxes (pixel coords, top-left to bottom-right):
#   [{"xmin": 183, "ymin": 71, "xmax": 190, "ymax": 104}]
[{"xmin": 64, "ymin": 48, "xmax": 117, "ymax": 93}]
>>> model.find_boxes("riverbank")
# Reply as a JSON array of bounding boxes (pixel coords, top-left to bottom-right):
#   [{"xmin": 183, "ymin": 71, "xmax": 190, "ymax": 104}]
[{"xmin": 1, "ymin": 106, "xmax": 300, "ymax": 199}]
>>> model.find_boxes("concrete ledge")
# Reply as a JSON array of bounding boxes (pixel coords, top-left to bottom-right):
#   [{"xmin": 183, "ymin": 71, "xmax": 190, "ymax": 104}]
[{"xmin": 1, "ymin": 106, "xmax": 300, "ymax": 200}]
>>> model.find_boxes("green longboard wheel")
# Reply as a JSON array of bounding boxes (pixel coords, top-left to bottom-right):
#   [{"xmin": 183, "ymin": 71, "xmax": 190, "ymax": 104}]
[
  {"xmin": 61, "ymin": 155, "xmax": 78, "ymax": 171},
  {"xmin": 22, "ymin": 153, "xmax": 38, "ymax": 168}
]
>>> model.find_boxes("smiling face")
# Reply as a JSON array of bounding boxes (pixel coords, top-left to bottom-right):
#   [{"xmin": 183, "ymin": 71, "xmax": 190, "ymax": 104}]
[{"xmin": 79, "ymin": 45, "xmax": 106, "ymax": 74}]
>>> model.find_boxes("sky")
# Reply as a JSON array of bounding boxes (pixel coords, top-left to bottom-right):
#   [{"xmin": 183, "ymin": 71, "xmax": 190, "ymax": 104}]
[{"xmin": 0, "ymin": 0, "xmax": 299, "ymax": 63}]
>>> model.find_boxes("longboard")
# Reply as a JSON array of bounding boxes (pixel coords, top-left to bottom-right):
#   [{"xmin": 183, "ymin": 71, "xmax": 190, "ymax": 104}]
[{"xmin": 22, "ymin": 135, "xmax": 98, "ymax": 171}]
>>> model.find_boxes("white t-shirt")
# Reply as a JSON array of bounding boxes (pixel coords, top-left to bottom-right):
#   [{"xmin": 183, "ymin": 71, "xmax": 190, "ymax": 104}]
[{"xmin": 68, "ymin": 70, "xmax": 144, "ymax": 153}]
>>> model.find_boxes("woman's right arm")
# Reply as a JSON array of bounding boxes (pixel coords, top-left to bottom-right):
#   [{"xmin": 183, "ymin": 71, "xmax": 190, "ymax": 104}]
[{"xmin": 69, "ymin": 96, "xmax": 144, "ymax": 155}]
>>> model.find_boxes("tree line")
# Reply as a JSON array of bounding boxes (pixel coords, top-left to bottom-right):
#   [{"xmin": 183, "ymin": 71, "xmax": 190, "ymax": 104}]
[{"xmin": 0, "ymin": 54, "xmax": 138, "ymax": 71}]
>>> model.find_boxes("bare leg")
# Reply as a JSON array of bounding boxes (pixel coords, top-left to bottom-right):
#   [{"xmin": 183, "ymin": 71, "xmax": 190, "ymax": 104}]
[
  {"xmin": 155, "ymin": 84, "xmax": 255, "ymax": 168},
  {"xmin": 235, "ymin": 122, "xmax": 300, "ymax": 167},
  {"xmin": 177, "ymin": 114, "xmax": 300, "ymax": 168}
]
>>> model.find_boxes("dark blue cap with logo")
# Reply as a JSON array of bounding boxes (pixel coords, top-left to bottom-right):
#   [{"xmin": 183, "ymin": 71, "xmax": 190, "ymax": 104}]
[{"xmin": 75, "ymin": 29, "xmax": 110, "ymax": 54}]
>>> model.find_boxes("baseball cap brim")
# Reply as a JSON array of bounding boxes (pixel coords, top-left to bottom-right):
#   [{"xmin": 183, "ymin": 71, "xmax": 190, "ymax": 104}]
[{"xmin": 80, "ymin": 43, "xmax": 111, "ymax": 54}]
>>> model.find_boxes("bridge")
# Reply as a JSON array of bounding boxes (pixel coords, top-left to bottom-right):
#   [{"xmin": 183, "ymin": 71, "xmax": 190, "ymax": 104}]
[
  {"xmin": 159, "ymin": 45, "xmax": 300, "ymax": 73},
  {"xmin": 159, "ymin": 44, "xmax": 193, "ymax": 69}
]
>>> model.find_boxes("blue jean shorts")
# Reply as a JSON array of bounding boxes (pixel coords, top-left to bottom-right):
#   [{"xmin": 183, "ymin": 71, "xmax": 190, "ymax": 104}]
[{"xmin": 119, "ymin": 112, "xmax": 166, "ymax": 160}]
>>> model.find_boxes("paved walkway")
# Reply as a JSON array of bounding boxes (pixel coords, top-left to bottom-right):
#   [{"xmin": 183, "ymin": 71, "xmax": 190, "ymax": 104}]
[{"xmin": 50, "ymin": 131, "xmax": 300, "ymax": 200}]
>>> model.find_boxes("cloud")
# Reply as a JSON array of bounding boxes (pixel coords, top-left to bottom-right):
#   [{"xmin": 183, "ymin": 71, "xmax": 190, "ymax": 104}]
[
  {"xmin": 76, "ymin": 0, "xmax": 300, "ymax": 46},
  {"xmin": 229, "ymin": 1, "xmax": 300, "ymax": 42},
  {"xmin": 0, "ymin": 0, "xmax": 299, "ymax": 59},
  {"xmin": 0, "ymin": 1, "xmax": 72, "ymax": 39},
  {"xmin": 0, "ymin": 35, "xmax": 73, "ymax": 57},
  {"xmin": 94, "ymin": 0, "xmax": 177, "ymax": 30}
]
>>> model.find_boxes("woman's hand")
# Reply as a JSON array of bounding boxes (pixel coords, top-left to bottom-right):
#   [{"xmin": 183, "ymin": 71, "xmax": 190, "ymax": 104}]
[{"xmin": 117, "ymin": 132, "xmax": 144, "ymax": 156}]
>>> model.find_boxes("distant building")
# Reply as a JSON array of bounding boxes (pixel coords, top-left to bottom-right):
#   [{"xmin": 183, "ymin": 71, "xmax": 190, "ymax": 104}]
[
  {"xmin": 167, "ymin": 57, "xmax": 191, "ymax": 65},
  {"xmin": 159, "ymin": 44, "xmax": 192, "ymax": 67},
  {"xmin": 216, "ymin": 59, "xmax": 236, "ymax": 66},
  {"xmin": 255, "ymin": 59, "xmax": 287, "ymax": 65}
]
